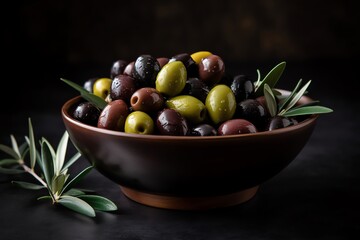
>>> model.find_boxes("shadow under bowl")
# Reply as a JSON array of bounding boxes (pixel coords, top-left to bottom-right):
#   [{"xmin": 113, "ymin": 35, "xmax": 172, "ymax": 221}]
[{"xmin": 61, "ymin": 90, "xmax": 318, "ymax": 210}]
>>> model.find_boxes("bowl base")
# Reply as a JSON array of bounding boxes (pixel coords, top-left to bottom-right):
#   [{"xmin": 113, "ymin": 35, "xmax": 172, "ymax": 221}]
[{"xmin": 120, "ymin": 185, "xmax": 259, "ymax": 210}]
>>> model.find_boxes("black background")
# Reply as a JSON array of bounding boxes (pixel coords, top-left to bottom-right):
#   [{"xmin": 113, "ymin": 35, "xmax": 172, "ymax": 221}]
[{"xmin": 1, "ymin": 1, "xmax": 360, "ymax": 239}]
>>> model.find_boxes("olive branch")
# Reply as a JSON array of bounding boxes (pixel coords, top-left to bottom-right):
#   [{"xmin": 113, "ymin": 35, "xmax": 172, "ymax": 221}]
[{"xmin": 0, "ymin": 118, "xmax": 117, "ymax": 217}]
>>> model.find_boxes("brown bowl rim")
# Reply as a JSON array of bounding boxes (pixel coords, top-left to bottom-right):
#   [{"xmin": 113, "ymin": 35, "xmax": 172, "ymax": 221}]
[{"xmin": 61, "ymin": 90, "xmax": 318, "ymax": 141}]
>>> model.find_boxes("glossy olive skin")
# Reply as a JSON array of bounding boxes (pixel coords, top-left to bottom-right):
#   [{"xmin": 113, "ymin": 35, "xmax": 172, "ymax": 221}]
[
  {"xmin": 157, "ymin": 57, "xmax": 170, "ymax": 69},
  {"xmin": 166, "ymin": 95, "xmax": 207, "ymax": 124},
  {"xmin": 155, "ymin": 61, "xmax": 187, "ymax": 97},
  {"xmin": 93, "ymin": 78, "xmax": 112, "ymax": 99},
  {"xmin": 190, "ymin": 51, "xmax": 212, "ymax": 64},
  {"xmin": 190, "ymin": 123, "xmax": 217, "ymax": 136},
  {"xmin": 97, "ymin": 99, "xmax": 129, "ymax": 131},
  {"xmin": 230, "ymin": 75, "xmax": 254, "ymax": 102},
  {"xmin": 110, "ymin": 59, "xmax": 128, "ymax": 79},
  {"xmin": 83, "ymin": 78, "xmax": 98, "ymax": 93},
  {"xmin": 110, "ymin": 74, "xmax": 137, "ymax": 103},
  {"xmin": 181, "ymin": 77, "xmax": 210, "ymax": 103},
  {"xmin": 156, "ymin": 108, "xmax": 189, "ymax": 136},
  {"xmin": 235, "ymin": 99, "xmax": 268, "ymax": 130},
  {"xmin": 130, "ymin": 87, "xmax": 164, "ymax": 113},
  {"xmin": 73, "ymin": 101, "xmax": 101, "ymax": 126},
  {"xmin": 123, "ymin": 61, "xmax": 135, "ymax": 76},
  {"xmin": 205, "ymin": 84, "xmax": 236, "ymax": 125},
  {"xmin": 199, "ymin": 55, "xmax": 225, "ymax": 86},
  {"xmin": 169, "ymin": 53, "xmax": 198, "ymax": 78},
  {"xmin": 124, "ymin": 111, "xmax": 154, "ymax": 135},
  {"xmin": 218, "ymin": 119, "xmax": 257, "ymax": 135},
  {"xmin": 133, "ymin": 55, "xmax": 160, "ymax": 88},
  {"xmin": 266, "ymin": 116, "xmax": 298, "ymax": 131}
]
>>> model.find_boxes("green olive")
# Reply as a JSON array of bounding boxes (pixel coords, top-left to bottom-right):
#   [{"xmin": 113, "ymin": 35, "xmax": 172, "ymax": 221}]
[
  {"xmin": 205, "ymin": 84, "xmax": 236, "ymax": 124},
  {"xmin": 155, "ymin": 61, "xmax": 187, "ymax": 97},
  {"xmin": 93, "ymin": 78, "xmax": 112, "ymax": 99},
  {"xmin": 124, "ymin": 111, "xmax": 154, "ymax": 135},
  {"xmin": 166, "ymin": 95, "xmax": 207, "ymax": 124}
]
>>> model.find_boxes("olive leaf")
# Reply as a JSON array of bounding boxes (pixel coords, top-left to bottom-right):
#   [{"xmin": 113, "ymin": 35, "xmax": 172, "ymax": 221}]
[
  {"xmin": 60, "ymin": 78, "xmax": 107, "ymax": 110},
  {"xmin": 254, "ymin": 61, "xmax": 286, "ymax": 97},
  {"xmin": 0, "ymin": 118, "xmax": 118, "ymax": 218},
  {"xmin": 263, "ymin": 79, "xmax": 333, "ymax": 117}
]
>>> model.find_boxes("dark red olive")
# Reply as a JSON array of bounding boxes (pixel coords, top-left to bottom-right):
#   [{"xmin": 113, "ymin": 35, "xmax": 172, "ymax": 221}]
[
  {"xmin": 266, "ymin": 116, "xmax": 298, "ymax": 131},
  {"xmin": 130, "ymin": 87, "xmax": 164, "ymax": 113},
  {"xmin": 230, "ymin": 75, "xmax": 254, "ymax": 102},
  {"xmin": 73, "ymin": 101, "xmax": 101, "ymax": 126},
  {"xmin": 169, "ymin": 53, "xmax": 198, "ymax": 78},
  {"xmin": 110, "ymin": 74, "xmax": 137, "ymax": 103},
  {"xmin": 83, "ymin": 78, "xmax": 98, "ymax": 93},
  {"xmin": 123, "ymin": 61, "xmax": 135, "ymax": 76},
  {"xmin": 156, "ymin": 108, "xmax": 189, "ymax": 136},
  {"xmin": 180, "ymin": 77, "xmax": 210, "ymax": 103},
  {"xmin": 218, "ymin": 119, "xmax": 257, "ymax": 135},
  {"xmin": 97, "ymin": 99, "xmax": 129, "ymax": 131},
  {"xmin": 157, "ymin": 57, "xmax": 169, "ymax": 69},
  {"xmin": 191, "ymin": 123, "xmax": 217, "ymax": 136},
  {"xmin": 235, "ymin": 99, "xmax": 268, "ymax": 130},
  {"xmin": 133, "ymin": 55, "xmax": 160, "ymax": 88},
  {"xmin": 110, "ymin": 59, "xmax": 128, "ymax": 79},
  {"xmin": 198, "ymin": 55, "xmax": 225, "ymax": 86}
]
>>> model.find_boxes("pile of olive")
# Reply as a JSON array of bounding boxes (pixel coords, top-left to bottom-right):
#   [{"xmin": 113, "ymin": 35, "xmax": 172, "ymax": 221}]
[{"xmin": 73, "ymin": 51, "xmax": 298, "ymax": 136}]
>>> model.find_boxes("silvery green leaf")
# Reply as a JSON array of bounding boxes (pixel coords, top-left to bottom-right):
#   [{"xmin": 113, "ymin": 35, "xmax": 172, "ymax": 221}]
[
  {"xmin": 61, "ymin": 165, "xmax": 93, "ymax": 195},
  {"xmin": 0, "ymin": 144, "xmax": 20, "ymax": 160},
  {"xmin": 41, "ymin": 139, "xmax": 55, "ymax": 187},
  {"xmin": 60, "ymin": 152, "xmax": 81, "ymax": 174},
  {"xmin": 283, "ymin": 80, "xmax": 312, "ymax": 113},
  {"xmin": 278, "ymin": 79, "xmax": 303, "ymax": 111},
  {"xmin": 0, "ymin": 159, "xmax": 19, "ymax": 166},
  {"xmin": 0, "ymin": 167, "xmax": 24, "ymax": 174},
  {"xmin": 254, "ymin": 69, "xmax": 261, "ymax": 87},
  {"xmin": 58, "ymin": 195, "xmax": 96, "ymax": 217},
  {"xmin": 51, "ymin": 174, "xmax": 69, "ymax": 194},
  {"xmin": 10, "ymin": 135, "xmax": 21, "ymax": 157},
  {"xmin": 264, "ymin": 84, "xmax": 277, "ymax": 117},
  {"xmin": 63, "ymin": 188, "xmax": 85, "ymax": 196},
  {"xmin": 28, "ymin": 118, "xmax": 37, "ymax": 169},
  {"xmin": 255, "ymin": 61, "xmax": 286, "ymax": 97},
  {"xmin": 78, "ymin": 195, "xmax": 117, "ymax": 211},
  {"xmin": 60, "ymin": 78, "xmax": 107, "ymax": 110},
  {"xmin": 55, "ymin": 131, "xmax": 69, "ymax": 175},
  {"xmin": 290, "ymin": 100, "xmax": 321, "ymax": 110},
  {"xmin": 12, "ymin": 181, "xmax": 46, "ymax": 190},
  {"xmin": 282, "ymin": 106, "xmax": 333, "ymax": 117},
  {"xmin": 37, "ymin": 196, "xmax": 52, "ymax": 200}
]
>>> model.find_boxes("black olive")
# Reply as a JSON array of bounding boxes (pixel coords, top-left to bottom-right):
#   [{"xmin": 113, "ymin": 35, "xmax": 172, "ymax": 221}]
[{"xmin": 133, "ymin": 55, "xmax": 160, "ymax": 88}]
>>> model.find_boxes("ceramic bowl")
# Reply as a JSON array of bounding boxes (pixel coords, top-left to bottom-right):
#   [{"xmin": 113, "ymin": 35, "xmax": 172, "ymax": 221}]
[{"xmin": 61, "ymin": 90, "xmax": 318, "ymax": 210}]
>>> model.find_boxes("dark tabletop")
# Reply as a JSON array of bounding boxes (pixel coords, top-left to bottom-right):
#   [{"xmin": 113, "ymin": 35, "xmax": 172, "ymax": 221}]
[{"xmin": 1, "ymin": 59, "xmax": 359, "ymax": 240}]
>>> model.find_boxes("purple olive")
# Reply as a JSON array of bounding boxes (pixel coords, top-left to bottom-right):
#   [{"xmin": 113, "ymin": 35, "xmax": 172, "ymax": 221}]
[
  {"xmin": 110, "ymin": 59, "xmax": 128, "ymax": 79},
  {"xmin": 198, "ymin": 55, "xmax": 225, "ymax": 86},
  {"xmin": 130, "ymin": 87, "xmax": 164, "ymax": 113},
  {"xmin": 156, "ymin": 108, "xmax": 189, "ymax": 136},
  {"xmin": 123, "ymin": 61, "xmax": 135, "ymax": 76},
  {"xmin": 110, "ymin": 74, "xmax": 137, "ymax": 103},
  {"xmin": 73, "ymin": 101, "xmax": 101, "ymax": 126},
  {"xmin": 218, "ymin": 119, "xmax": 257, "ymax": 135},
  {"xmin": 97, "ymin": 99, "xmax": 129, "ymax": 131},
  {"xmin": 157, "ymin": 57, "xmax": 170, "ymax": 69}
]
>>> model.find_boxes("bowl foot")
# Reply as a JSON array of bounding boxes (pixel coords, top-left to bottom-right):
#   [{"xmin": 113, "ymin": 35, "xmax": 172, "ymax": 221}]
[{"xmin": 120, "ymin": 185, "xmax": 259, "ymax": 210}]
